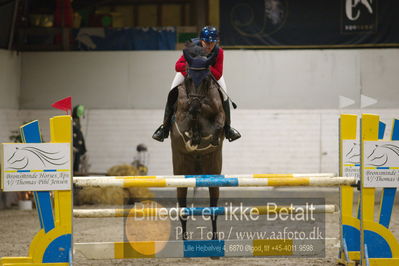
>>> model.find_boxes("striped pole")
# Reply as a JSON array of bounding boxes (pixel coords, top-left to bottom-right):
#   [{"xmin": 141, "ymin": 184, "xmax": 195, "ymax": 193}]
[
  {"xmin": 73, "ymin": 176, "xmax": 356, "ymax": 188},
  {"xmin": 73, "ymin": 173, "xmax": 336, "ymax": 180},
  {"xmin": 73, "ymin": 204, "xmax": 336, "ymax": 218}
]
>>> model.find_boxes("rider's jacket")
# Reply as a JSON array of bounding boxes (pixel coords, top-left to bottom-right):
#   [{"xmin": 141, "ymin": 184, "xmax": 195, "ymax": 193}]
[{"xmin": 175, "ymin": 38, "xmax": 224, "ymax": 80}]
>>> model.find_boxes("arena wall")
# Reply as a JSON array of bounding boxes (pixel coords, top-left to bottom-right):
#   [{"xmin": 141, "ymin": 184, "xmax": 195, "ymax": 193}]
[
  {"xmin": 0, "ymin": 49, "xmax": 20, "ymax": 109},
  {"xmin": 19, "ymin": 49, "xmax": 399, "ymax": 109},
  {"xmin": 0, "ymin": 49, "xmax": 20, "ymax": 144}
]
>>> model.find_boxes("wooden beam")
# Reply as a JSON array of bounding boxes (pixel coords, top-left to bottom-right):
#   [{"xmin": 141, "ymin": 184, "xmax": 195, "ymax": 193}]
[
  {"xmin": 180, "ymin": 3, "xmax": 185, "ymax": 26},
  {"xmin": 133, "ymin": 4, "xmax": 138, "ymax": 26},
  {"xmin": 76, "ymin": 0, "xmax": 191, "ymax": 8},
  {"xmin": 157, "ymin": 4, "xmax": 162, "ymax": 26},
  {"xmin": 8, "ymin": 0, "xmax": 19, "ymax": 50}
]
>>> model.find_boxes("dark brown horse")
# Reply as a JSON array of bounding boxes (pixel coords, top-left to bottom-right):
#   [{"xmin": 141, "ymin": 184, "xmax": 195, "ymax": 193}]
[{"xmin": 171, "ymin": 43, "xmax": 225, "ymax": 240}]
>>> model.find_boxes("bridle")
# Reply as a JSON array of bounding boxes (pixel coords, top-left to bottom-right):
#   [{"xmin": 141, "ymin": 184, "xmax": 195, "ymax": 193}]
[
  {"xmin": 182, "ymin": 46, "xmax": 215, "ymax": 123},
  {"xmin": 188, "ymin": 67, "xmax": 208, "ymax": 71},
  {"xmin": 185, "ymin": 67, "xmax": 210, "ymax": 119}
]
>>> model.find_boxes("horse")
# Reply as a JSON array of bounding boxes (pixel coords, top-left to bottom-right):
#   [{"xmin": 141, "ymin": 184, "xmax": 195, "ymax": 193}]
[{"xmin": 170, "ymin": 43, "xmax": 225, "ymax": 240}]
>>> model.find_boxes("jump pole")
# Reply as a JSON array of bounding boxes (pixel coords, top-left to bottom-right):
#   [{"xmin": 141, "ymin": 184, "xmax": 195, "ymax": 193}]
[
  {"xmin": 73, "ymin": 176, "xmax": 356, "ymax": 188},
  {"xmin": 73, "ymin": 173, "xmax": 336, "ymax": 179},
  {"xmin": 73, "ymin": 204, "xmax": 337, "ymax": 218},
  {"xmin": 338, "ymin": 114, "xmax": 360, "ymax": 265}
]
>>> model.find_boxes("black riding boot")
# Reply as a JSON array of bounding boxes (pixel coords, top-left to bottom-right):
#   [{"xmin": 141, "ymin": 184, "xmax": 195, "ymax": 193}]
[
  {"xmin": 152, "ymin": 88, "xmax": 178, "ymax": 142},
  {"xmin": 223, "ymin": 100, "xmax": 241, "ymax": 142}
]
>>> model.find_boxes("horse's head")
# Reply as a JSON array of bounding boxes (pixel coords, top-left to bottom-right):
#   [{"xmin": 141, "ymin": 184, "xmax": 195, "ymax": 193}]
[
  {"xmin": 265, "ymin": 0, "xmax": 285, "ymax": 25},
  {"xmin": 172, "ymin": 43, "xmax": 224, "ymax": 152},
  {"xmin": 344, "ymin": 142, "xmax": 360, "ymax": 164},
  {"xmin": 182, "ymin": 43, "xmax": 218, "ymax": 103}
]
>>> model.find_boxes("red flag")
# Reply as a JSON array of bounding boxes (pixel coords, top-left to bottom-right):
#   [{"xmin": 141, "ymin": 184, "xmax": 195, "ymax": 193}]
[{"xmin": 51, "ymin": 96, "xmax": 72, "ymax": 114}]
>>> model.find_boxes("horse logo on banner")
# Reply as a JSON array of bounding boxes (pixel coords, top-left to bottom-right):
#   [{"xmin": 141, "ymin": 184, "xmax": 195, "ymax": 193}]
[
  {"xmin": 230, "ymin": 0, "xmax": 288, "ymax": 37},
  {"xmin": 7, "ymin": 146, "xmax": 68, "ymax": 170},
  {"xmin": 342, "ymin": 0, "xmax": 376, "ymax": 33}
]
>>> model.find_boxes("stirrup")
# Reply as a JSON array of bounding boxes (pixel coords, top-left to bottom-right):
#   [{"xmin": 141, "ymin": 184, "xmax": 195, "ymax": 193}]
[
  {"xmin": 152, "ymin": 125, "xmax": 169, "ymax": 142},
  {"xmin": 225, "ymin": 127, "xmax": 241, "ymax": 142}
]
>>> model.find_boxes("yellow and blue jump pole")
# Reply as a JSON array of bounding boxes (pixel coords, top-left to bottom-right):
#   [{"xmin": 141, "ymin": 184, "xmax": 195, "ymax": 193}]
[
  {"xmin": 73, "ymin": 176, "xmax": 355, "ymax": 188},
  {"xmin": 360, "ymin": 114, "xmax": 399, "ymax": 266},
  {"xmin": 73, "ymin": 173, "xmax": 336, "ymax": 179}
]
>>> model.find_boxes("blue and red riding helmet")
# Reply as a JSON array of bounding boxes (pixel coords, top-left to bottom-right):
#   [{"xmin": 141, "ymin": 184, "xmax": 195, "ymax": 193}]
[{"xmin": 199, "ymin": 26, "xmax": 219, "ymax": 43}]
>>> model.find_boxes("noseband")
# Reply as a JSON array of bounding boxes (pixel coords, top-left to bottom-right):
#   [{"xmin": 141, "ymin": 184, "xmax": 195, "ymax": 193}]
[
  {"xmin": 188, "ymin": 67, "xmax": 208, "ymax": 71},
  {"xmin": 186, "ymin": 85, "xmax": 207, "ymax": 115}
]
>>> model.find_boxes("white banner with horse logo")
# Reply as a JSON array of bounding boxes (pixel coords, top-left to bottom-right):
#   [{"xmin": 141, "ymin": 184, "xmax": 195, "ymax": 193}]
[
  {"xmin": 363, "ymin": 141, "xmax": 399, "ymax": 188},
  {"xmin": 1, "ymin": 143, "xmax": 71, "ymax": 192},
  {"xmin": 342, "ymin": 140, "xmax": 360, "ymax": 179}
]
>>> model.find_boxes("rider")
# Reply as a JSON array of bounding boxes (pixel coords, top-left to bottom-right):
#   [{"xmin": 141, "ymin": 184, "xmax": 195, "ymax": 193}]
[
  {"xmin": 152, "ymin": 26, "xmax": 241, "ymax": 142},
  {"xmin": 72, "ymin": 105, "xmax": 87, "ymax": 173}
]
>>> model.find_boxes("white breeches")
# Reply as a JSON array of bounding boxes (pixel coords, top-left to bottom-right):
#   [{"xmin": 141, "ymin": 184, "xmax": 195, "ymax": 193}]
[
  {"xmin": 170, "ymin": 72, "xmax": 185, "ymax": 90},
  {"xmin": 170, "ymin": 72, "xmax": 228, "ymax": 101}
]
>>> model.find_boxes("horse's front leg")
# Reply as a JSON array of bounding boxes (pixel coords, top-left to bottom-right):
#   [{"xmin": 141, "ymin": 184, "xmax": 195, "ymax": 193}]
[
  {"xmin": 177, "ymin": 187, "xmax": 188, "ymax": 240},
  {"xmin": 209, "ymin": 187, "xmax": 219, "ymax": 240}
]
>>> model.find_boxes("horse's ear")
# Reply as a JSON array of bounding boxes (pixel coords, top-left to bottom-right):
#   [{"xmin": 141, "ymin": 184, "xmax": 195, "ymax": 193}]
[
  {"xmin": 183, "ymin": 48, "xmax": 193, "ymax": 65},
  {"xmin": 184, "ymin": 40, "xmax": 195, "ymax": 48}
]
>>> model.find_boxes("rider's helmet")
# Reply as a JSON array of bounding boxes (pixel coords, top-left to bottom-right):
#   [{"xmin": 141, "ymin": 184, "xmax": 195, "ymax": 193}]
[{"xmin": 199, "ymin": 26, "xmax": 218, "ymax": 42}]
